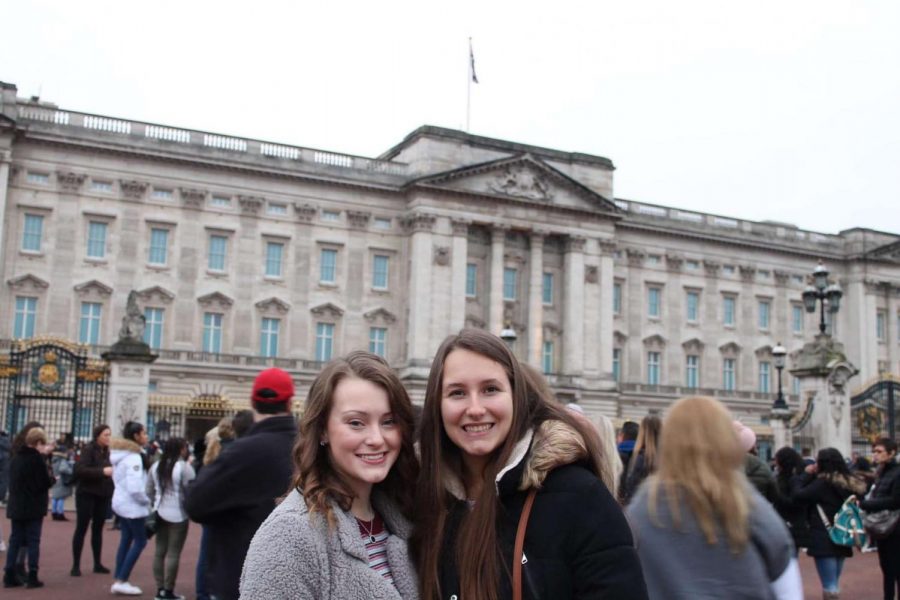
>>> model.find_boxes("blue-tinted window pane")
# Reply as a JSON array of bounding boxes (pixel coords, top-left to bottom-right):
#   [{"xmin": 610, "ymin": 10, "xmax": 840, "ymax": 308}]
[
  {"xmin": 79, "ymin": 302, "xmax": 102, "ymax": 345},
  {"xmin": 542, "ymin": 341, "xmax": 554, "ymax": 374},
  {"xmin": 647, "ymin": 352, "xmax": 660, "ymax": 385},
  {"xmin": 503, "ymin": 268, "xmax": 517, "ymax": 301},
  {"xmin": 149, "ymin": 228, "xmax": 169, "ymax": 265},
  {"xmin": 686, "ymin": 292, "xmax": 699, "ymax": 321},
  {"xmin": 723, "ymin": 358, "xmax": 736, "ymax": 391},
  {"xmin": 315, "ymin": 322, "xmax": 334, "ymax": 362},
  {"xmin": 613, "ymin": 283, "xmax": 622, "ymax": 314},
  {"xmin": 87, "ymin": 222, "xmax": 107, "ymax": 258},
  {"xmin": 369, "ymin": 327, "xmax": 386, "ymax": 357},
  {"xmin": 74, "ymin": 407, "xmax": 93, "ymax": 439},
  {"xmin": 260, "ymin": 317, "xmax": 280, "ymax": 357},
  {"xmin": 466, "ymin": 263, "xmax": 477, "ymax": 297},
  {"xmin": 143, "ymin": 307, "xmax": 164, "ymax": 349},
  {"xmin": 14, "ymin": 297, "xmax": 37, "ymax": 339},
  {"xmin": 542, "ymin": 273, "xmax": 553, "ymax": 305},
  {"xmin": 208, "ymin": 235, "xmax": 227, "ymax": 271},
  {"xmin": 203, "ymin": 312, "xmax": 223, "ymax": 353},
  {"xmin": 759, "ymin": 301, "xmax": 771, "ymax": 329},
  {"xmin": 792, "ymin": 305, "xmax": 803, "ymax": 333},
  {"xmin": 265, "ymin": 242, "xmax": 283, "ymax": 277},
  {"xmin": 612, "ymin": 348, "xmax": 621, "ymax": 381},
  {"xmin": 22, "ymin": 214, "xmax": 43, "ymax": 251},
  {"xmin": 686, "ymin": 355, "xmax": 699, "ymax": 388},
  {"xmin": 373, "ymin": 255, "xmax": 389, "ymax": 289},
  {"xmin": 759, "ymin": 361, "xmax": 771, "ymax": 393},
  {"xmin": 648, "ymin": 288, "xmax": 661, "ymax": 317},
  {"xmin": 723, "ymin": 297, "xmax": 736, "ymax": 326},
  {"xmin": 320, "ymin": 249, "xmax": 337, "ymax": 283}
]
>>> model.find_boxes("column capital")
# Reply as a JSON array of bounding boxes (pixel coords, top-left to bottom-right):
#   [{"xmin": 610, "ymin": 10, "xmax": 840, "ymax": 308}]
[
  {"xmin": 626, "ymin": 247, "xmax": 645, "ymax": 267},
  {"xmin": 597, "ymin": 238, "xmax": 617, "ymax": 256},
  {"xmin": 491, "ymin": 224, "xmax": 510, "ymax": 242},
  {"xmin": 774, "ymin": 270, "xmax": 790, "ymax": 286},
  {"xmin": 530, "ymin": 228, "xmax": 551, "ymax": 241},
  {"xmin": 347, "ymin": 210, "xmax": 372, "ymax": 229},
  {"xmin": 451, "ymin": 218, "xmax": 471, "ymax": 236},
  {"xmin": 401, "ymin": 212, "xmax": 436, "ymax": 232},
  {"xmin": 703, "ymin": 259, "xmax": 721, "ymax": 276},
  {"xmin": 565, "ymin": 235, "xmax": 587, "ymax": 253}
]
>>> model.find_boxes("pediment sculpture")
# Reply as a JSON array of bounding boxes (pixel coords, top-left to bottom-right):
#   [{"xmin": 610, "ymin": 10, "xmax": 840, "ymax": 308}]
[{"xmin": 488, "ymin": 165, "xmax": 552, "ymax": 202}]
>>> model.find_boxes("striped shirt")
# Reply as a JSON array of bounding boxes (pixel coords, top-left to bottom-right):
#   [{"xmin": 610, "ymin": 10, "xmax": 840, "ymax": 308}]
[{"xmin": 356, "ymin": 514, "xmax": 394, "ymax": 585}]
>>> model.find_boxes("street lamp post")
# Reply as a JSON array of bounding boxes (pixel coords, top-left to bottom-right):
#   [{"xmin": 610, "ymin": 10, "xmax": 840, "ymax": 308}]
[
  {"xmin": 771, "ymin": 342, "xmax": 790, "ymax": 417},
  {"xmin": 499, "ymin": 322, "xmax": 517, "ymax": 347},
  {"xmin": 802, "ymin": 261, "xmax": 843, "ymax": 334}
]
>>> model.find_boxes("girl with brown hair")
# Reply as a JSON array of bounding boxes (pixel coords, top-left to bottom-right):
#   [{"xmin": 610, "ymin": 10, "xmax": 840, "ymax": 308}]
[
  {"xmin": 412, "ymin": 328, "xmax": 645, "ymax": 600},
  {"xmin": 621, "ymin": 414, "xmax": 662, "ymax": 505},
  {"xmin": 241, "ymin": 351, "xmax": 419, "ymax": 599}
]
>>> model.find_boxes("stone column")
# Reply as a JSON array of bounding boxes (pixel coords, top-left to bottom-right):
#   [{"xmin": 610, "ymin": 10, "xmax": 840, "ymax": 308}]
[
  {"xmin": 527, "ymin": 231, "xmax": 545, "ymax": 368},
  {"xmin": 770, "ymin": 418, "xmax": 793, "ymax": 451},
  {"xmin": 405, "ymin": 213, "xmax": 436, "ymax": 363},
  {"xmin": 0, "ymin": 146, "xmax": 12, "ymax": 286},
  {"xmin": 450, "ymin": 219, "xmax": 470, "ymax": 334},
  {"xmin": 563, "ymin": 236, "xmax": 586, "ymax": 375},
  {"xmin": 489, "ymin": 226, "xmax": 508, "ymax": 335},
  {"xmin": 790, "ymin": 333, "xmax": 858, "ymax": 455},
  {"xmin": 597, "ymin": 239, "xmax": 617, "ymax": 379}
]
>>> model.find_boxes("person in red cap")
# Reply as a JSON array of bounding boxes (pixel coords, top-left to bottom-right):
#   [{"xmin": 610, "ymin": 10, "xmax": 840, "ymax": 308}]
[{"xmin": 185, "ymin": 368, "xmax": 298, "ymax": 600}]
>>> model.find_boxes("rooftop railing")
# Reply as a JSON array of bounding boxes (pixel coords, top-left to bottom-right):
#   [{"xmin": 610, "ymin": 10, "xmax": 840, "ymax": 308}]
[{"xmin": 16, "ymin": 102, "xmax": 409, "ymax": 177}]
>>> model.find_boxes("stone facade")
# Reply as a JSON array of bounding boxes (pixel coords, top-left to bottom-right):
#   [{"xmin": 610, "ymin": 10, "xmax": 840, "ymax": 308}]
[{"xmin": 2, "ymin": 81, "xmax": 899, "ymax": 443}]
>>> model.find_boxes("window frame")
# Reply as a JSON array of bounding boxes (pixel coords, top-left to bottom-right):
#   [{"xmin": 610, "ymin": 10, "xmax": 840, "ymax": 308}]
[{"xmin": 78, "ymin": 301, "xmax": 102, "ymax": 345}]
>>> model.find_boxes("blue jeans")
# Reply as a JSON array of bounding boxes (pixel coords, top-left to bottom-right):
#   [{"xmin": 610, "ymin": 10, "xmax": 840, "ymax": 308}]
[
  {"xmin": 195, "ymin": 525, "xmax": 211, "ymax": 600},
  {"xmin": 4, "ymin": 519, "xmax": 42, "ymax": 572},
  {"xmin": 52, "ymin": 498, "xmax": 65, "ymax": 514},
  {"xmin": 114, "ymin": 517, "xmax": 147, "ymax": 582},
  {"xmin": 814, "ymin": 556, "xmax": 846, "ymax": 593}
]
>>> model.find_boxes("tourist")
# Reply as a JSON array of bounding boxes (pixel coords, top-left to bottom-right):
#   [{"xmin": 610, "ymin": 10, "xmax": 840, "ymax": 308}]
[
  {"xmin": 626, "ymin": 396, "xmax": 801, "ymax": 599},
  {"xmin": 194, "ymin": 417, "xmax": 234, "ymax": 600},
  {"xmin": 3, "ymin": 427, "xmax": 53, "ymax": 589},
  {"xmin": 110, "ymin": 421, "xmax": 151, "ymax": 596},
  {"xmin": 792, "ymin": 447, "xmax": 867, "ymax": 599},
  {"xmin": 148, "ymin": 437, "xmax": 195, "ymax": 600},
  {"xmin": 186, "ymin": 368, "xmax": 297, "ymax": 600},
  {"xmin": 616, "ymin": 420, "xmax": 638, "ymax": 502},
  {"xmin": 621, "ymin": 414, "xmax": 661, "ymax": 504},
  {"xmin": 858, "ymin": 438, "xmax": 900, "ymax": 600},
  {"xmin": 49, "ymin": 441, "xmax": 74, "ymax": 521},
  {"xmin": 772, "ymin": 446, "xmax": 811, "ymax": 554},
  {"xmin": 71, "ymin": 424, "xmax": 114, "ymax": 576},
  {"xmin": 241, "ymin": 351, "xmax": 419, "ymax": 598},
  {"xmin": 412, "ymin": 328, "xmax": 646, "ymax": 599}
]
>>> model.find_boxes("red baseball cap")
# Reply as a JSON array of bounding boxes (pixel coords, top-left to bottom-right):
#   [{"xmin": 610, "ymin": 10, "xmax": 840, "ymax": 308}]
[{"xmin": 251, "ymin": 368, "xmax": 295, "ymax": 403}]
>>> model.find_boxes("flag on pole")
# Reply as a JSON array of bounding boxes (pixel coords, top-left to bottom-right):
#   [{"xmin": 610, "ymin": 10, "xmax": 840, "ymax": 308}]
[{"xmin": 469, "ymin": 38, "xmax": 479, "ymax": 84}]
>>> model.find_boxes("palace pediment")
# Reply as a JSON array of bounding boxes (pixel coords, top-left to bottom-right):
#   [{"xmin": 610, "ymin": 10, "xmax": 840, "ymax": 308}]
[{"xmin": 409, "ymin": 154, "xmax": 621, "ymax": 215}]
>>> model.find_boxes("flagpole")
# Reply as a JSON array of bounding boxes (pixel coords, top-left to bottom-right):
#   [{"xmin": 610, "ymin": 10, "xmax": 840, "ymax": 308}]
[{"xmin": 466, "ymin": 37, "xmax": 472, "ymax": 132}]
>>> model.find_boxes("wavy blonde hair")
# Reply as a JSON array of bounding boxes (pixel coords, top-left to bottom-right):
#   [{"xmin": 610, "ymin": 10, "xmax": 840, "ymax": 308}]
[
  {"xmin": 592, "ymin": 413, "xmax": 622, "ymax": 499},
  {"xmin": 648, "ymin": 396, "xmax": 750, "ymax": 553}
]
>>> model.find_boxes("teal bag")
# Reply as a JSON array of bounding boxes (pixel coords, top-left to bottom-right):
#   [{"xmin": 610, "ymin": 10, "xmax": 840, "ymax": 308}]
[{"xmin": 817, "ymin": 495, "xmax": 867, "ymax": 548}]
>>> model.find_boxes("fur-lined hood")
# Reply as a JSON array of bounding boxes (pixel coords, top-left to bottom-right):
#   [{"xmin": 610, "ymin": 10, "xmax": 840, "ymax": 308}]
[
  {"xmin": 818, "ymin": 471, "xmax": 868, "ymax": 495},
  {"xmin": 109, "ymin": 438, "xmax": 143, "ymax": 454},
  {"xmin": 443, "ymin": 419, "xmax": 588, "ymax": 500}
]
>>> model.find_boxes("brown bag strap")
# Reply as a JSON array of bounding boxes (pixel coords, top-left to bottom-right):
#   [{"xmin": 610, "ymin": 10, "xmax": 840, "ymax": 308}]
[{"xmin": 513, "ymin": 489, "xmax": 538, "ymax": 600}]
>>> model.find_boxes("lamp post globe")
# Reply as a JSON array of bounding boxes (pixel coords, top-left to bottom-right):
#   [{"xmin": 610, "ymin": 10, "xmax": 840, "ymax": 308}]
[{"xmin": 771, "ymin": 342, "xmax": 790, "ymax": 417}]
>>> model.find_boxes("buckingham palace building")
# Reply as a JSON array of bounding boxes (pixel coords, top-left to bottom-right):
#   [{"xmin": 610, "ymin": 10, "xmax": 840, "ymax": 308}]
[{"xmin": 1, "ymin": 80, "xmax": 898, "ymax": 448}]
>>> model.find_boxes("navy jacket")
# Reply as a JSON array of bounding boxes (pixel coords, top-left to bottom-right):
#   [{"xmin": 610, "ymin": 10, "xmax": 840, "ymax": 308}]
[{"xmin": 7, "ymin": 446, "xmax": 53, "ymax": 521}]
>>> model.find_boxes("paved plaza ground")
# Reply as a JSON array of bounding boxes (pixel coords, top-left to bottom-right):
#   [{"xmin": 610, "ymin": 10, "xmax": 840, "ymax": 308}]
[{"xmin": 1, "ymin": 510, "xmax": 887, "ymax": 599}]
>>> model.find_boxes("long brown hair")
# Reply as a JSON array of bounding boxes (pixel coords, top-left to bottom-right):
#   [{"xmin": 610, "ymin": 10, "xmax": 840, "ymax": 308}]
[
  {"xmin": 628, "ymin": 414, "xmax": 662, "ymax": 475},
  {"xmin": 292, "ymin": 351, "xmax": 418, "ymax": 524},
  {"xmin": 413, "ymin": 329, "xmax": 605, "ymax": 600},
  {"xmin": 647, "ymin": 396, "xmax": 750, "ymax": 552}
]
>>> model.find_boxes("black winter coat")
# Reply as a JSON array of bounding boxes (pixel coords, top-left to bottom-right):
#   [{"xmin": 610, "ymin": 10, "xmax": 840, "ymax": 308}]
[
  {"xmin": 860, "ymin": 460, "xmax": 900, "ymax": 539},
  {"xmin": 438, "ymin": 421, "xmax": 648, "ymax": 600},
  {"xmin": 791, "ymin": 472, "xmax": 866, "ymax": 558},
  {"xmin": 772, "ymin": 473, "xmax": 811, "ymax": 549},
  {"xmin": 185, "ymin": 415, "xmax": 297, "ymax": 600},
  {"xmin": 74, "ymin": 441, "xmax": 114, "ymax": 498},
  {"xmin": 7, "ymin": 446, "xmax": 53, "ymax": 521}
]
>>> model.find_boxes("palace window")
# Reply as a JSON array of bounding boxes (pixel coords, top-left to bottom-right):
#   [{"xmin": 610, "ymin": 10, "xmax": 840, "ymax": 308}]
[
  {"xmin": 320, "ymin": 249, "xmax": 337, "ymax": 283},
  {"xmin": 79, "ymin": 302, "xmax": 102, "ymax": 345},
  {"xmin": 265, "ymin": 242, "xmax": 284, "ymax": 278},
  {"xmin": 372, "ymin": 255, "xmax": 389, "ymax": 290},
  {"xmin": 686, "ymin": 291, "xmax": 699, "ymax": 322},
  {"xmin": 648, "ymin": 287, "xmax": 661, "ymax": 318},
  {"xmin": 208, "ymin": 235, "xmax": 227, "ymax": 271},
  {"xmin": 723, "ymin": 296, "xmax": 736, "ymax": 326},
  {"xmin": 87, "ymin": 221, "xmax": 108, "ymax": 259},
  {"xmin": 759, "ymin": 361, "xmax": 771, "ymax": 393},
  {"xmin": 647, "ymin": 352, "xmax": 661, "ymax": 385},
  {"xmin": 14, "ymin": 297, "xmax": 37, "ymax": 339},
  {"xmin": 723, "ymin": 358, "xmax": 736, "ymax": 391},
  {"xmin": 542, "ymin": 273, "xmax": 554, "ymax": 305},
  {"xmin": 542, "ymin": 341, "xmax": 554, "ymax": 375},
  {"xmin": 203, "ymin": 312, "xmax": 223, "ymax": 353},
  {"xmin": 148, "ymin": 228, "xmax": 169, "ymax": 265},
  {"xmin": 260, "ymin": 317, "xmax": 280, "ymax": 358},
  {"xmin": 143, "ymin": 307, "xmax": 164, "ymax": 349},
  {"xmin": 685, "ymin": 355, "xmax": 699, "ymax": 388},
  {"xmin": 22, "ymin": 214, "xmax": 43, "ymax": 252},
  {"xmin": 466, "ymin": 263, "xmax": 477, "ymax": 297},
  {"xmin": 369, "ymin": 327, "xmax": 387, "ymax": 358},
  {"xmin": 315, "ymin": 322, "xmax": 335, "ymax": 362},
  {"xmin": 503, "ymin": 268, "xmax": 517, "ymax": 301},
  {"xmin": 758, "ymin": 300, "xmax": 771, "ymax": 330}
]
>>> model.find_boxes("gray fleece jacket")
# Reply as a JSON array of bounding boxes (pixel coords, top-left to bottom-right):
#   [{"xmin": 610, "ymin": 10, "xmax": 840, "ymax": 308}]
[{"xmin": 240, "ymin": 489, "xmax": 418, "ymax": 600}]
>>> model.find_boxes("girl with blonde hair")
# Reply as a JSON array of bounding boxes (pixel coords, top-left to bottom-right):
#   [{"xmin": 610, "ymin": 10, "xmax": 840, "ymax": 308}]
[{"xmin": 625, "ymin": 396, "xmax": 801, "ymax": 600}]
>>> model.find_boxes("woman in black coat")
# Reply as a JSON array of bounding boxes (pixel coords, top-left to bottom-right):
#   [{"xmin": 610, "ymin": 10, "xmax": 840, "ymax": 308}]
[
  {"xmin": 70, "ymin": 424, "xmax": 114, "ymax": 576},
  {"xmin": 792, "ymin": 447, "xmax": 867, "ymax": 599},
  {"xmin": 3, "ymin": 427, "xmax": 53, "ymax": 589},
  {"xmin": 859, "ymin": 437, "xmax": 900, "ymax": 600},
  {"xmin": 772, "ymin": 446, "xmax": 811, "ymax": 553}
]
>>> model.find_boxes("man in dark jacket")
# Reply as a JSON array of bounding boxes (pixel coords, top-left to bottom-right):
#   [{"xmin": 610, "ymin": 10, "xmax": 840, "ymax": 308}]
[
  {"xmin": 185, "ymin": 368, "xmax": 298, "ymax": 600},
  {"xmin": 616, "ymin": 421, "xmax": 638, "ymax": 502},
  {"xmin": 0, "ymin": 429, "xmax": 11, "ymax": 504},
  {"xmin": 859, "ymin": 438, "xmax": 900, "ymax": 600}
]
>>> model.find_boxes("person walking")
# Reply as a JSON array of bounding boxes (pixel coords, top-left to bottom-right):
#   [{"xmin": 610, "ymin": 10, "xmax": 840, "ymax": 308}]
[
  {"xmin": 50, "ymin": 444, "xmax": 74, "ymax": 521},
  {"xmin": 148, "ymin": 437, "xmax": 195, "ymax": 600},
  {"xmin": 772, "ymin": 446, "xmax": 811, "ymax": 554},
  {"xmin": 241, "ymin": 351, "xmax": 419, "ymax": 598},
  {"xmin": 71, "ymin": 424, "xmax": 114, "ymax": 576},
  {"xmin": 413, "ymin": 329, "xmax": 646, "ymax": 600},
  {"xmin": 792, "ymin": 447, "xmax": 867, "ymax": 599},
  {"xmin": 3, "ymin": 427, "xmax": 53, "ymax": 589},
  {"xmin": 625, "ymin": 397, "xmax": 801, "ymax": 599},
  {"xmin": 621, "ymin": 414, "xmax": 661, "ymax": 505},
  {"xmin": 859, "ymin": 438, "xmax": 900, "ymax": 600},
  {"xmin": 110, "ymin": 421, "xmax": 151, "ymax": 596},
  {"xmin": 185, "ymin": 368, "xmax": 298, "ymax": 600}
]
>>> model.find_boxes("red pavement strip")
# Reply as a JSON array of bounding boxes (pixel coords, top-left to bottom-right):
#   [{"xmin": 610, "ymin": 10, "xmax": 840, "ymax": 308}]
[{"xmin": 1, "ymin": 511, "xmax": 887, "ymax": 599}]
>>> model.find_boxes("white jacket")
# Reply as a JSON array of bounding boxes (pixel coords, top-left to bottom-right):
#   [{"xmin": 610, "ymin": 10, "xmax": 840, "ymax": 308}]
[
  {"xmin": 110, "ymin": 438, "xmax": 150, "ymax": 519},
  {"xmin": 148, "ymin": 459, "xmax": 196, "ymax": 523}
]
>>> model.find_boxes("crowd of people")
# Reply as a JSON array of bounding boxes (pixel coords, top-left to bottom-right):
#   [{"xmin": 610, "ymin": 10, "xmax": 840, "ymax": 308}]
[{"xmin": 1, "ymin": 328, "xmax": 899, "ymax": 599}]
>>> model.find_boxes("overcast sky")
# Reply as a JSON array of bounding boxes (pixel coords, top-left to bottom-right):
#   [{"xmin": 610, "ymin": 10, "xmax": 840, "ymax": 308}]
[{"xmin": 4, "ymin": 0, "xmax": 898, "ymax": 235}]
